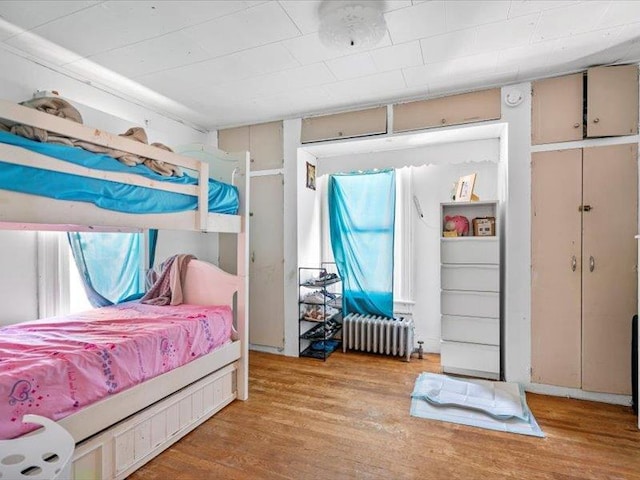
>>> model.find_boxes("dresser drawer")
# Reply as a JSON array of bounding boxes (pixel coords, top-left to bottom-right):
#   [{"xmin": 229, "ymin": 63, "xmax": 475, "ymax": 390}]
[
  {"xmin": 441, "ymin": 238, "xmax": 499, "ymax": 264},
  {"xmin": 441, "ymin": 341, "xmax": 500, "ymax": 375},
  {"xmin": 441, "ymin": 315, "xmax": 499, "ymax": 345},
  {"xmin": 441, "ymin": 290, "xmax": 499, "ymax": 318},
  {"xmin": 441, "ymin": 264, "xmax": 499, "ymax": 292}
]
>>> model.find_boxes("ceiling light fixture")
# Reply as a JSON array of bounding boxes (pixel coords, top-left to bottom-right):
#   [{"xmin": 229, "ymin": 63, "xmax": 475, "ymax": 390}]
[{"xmin": 318, "ymin": 0, "xmax": 387, "ymax": 51}]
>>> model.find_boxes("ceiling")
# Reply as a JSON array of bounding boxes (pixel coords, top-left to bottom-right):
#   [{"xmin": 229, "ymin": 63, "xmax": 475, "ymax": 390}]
[{"xmin": 0, "ymin": 0, "xmax": 639, "ymax": 131}]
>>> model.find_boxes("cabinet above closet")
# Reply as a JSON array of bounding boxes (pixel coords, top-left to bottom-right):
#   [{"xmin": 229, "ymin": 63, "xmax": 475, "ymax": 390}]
[
  {"xmin": 532, "ymin": 65, "xmax": 639, "ymax": 145},
  {"xmin": 218, "ymin": 121, "xmax": 283, "ymax": 171},
  {"xmin": 394, "ymin": 88, "xmax": 501, "ymax": 133}
]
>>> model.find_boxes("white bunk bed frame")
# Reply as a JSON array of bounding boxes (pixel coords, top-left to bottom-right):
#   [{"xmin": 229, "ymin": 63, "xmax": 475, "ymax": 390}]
[{"xmin": 0, "ymin": 99, "xmax": 250, "ymax": 480}]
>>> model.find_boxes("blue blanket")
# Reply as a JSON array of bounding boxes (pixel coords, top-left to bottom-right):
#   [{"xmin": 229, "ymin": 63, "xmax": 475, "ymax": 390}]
[{"xmin": 0, "ymin": 130, "xmax": 238, "ymax": 215}]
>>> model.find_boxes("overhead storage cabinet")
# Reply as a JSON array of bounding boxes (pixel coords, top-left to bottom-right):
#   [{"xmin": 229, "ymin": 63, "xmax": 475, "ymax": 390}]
[
  {"xmin": 218, "ymin": 121, "xmax": 283, "ymax": 171},
  {"xmin": 301, "ymin": 106, "xmax": 387, "ymax": 143},
  {"xmin": 393, "ymin": 88, "xmax": 501, "ymax": 133},
  {"xmin": 531, "ymin": 73, "xmax": 584, "ymax": 145},
  {"xmin": 532, "ymin": 65, "xmax": 638, "ymax": 145}
]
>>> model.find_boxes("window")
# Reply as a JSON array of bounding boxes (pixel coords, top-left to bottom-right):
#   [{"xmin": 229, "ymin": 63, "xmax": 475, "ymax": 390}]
[
  {"xmin": 37, "ymin": 231, "xmax": 90, "ymax": 318},
  {"xmin": 37, "ymin": 231, "xmax": 144, "ymax": 318}
]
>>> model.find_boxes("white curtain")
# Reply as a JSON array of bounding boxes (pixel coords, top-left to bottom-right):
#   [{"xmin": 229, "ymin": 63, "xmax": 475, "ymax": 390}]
[{"xmin": 393, "ymin": 166, "xmax": 413, "ymax": 303}]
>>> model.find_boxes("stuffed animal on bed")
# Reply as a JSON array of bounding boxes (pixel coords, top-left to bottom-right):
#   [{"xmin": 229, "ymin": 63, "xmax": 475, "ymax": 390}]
[{"xmin": 444, "ymin": 215, "xmax": 470, "ymax": 236}]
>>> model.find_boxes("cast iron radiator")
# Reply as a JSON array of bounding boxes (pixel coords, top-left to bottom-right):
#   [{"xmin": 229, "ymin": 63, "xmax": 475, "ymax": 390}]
[{"xmin": 342, "ymin": 313, "xmax": 414, "ymax": 362}]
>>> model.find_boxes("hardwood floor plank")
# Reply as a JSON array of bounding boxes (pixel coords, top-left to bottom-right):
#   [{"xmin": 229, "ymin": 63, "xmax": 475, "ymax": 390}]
[{"xmin": 128, "ymin": 351, "xmax": 640, "ymax": 480}]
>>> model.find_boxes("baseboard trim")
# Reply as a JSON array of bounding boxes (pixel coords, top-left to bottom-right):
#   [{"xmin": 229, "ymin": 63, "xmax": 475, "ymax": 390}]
[
  {"xmin": 249, "ymin": 344, "xmax": 284, "ymax": 355},
  {"xmin": 525, "ymin": 382, "xmax": 632, "ymax": 406}
]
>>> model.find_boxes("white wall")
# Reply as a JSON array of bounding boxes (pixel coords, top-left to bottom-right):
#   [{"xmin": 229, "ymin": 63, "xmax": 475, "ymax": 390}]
[
  {"xmin": 0, "ymin": 48, "xmax": 214, "ymax": 325},
  {"xmin": 318, "ymin": 139, "xmax": 499, "ymax": 176},
  {"xmin": 154, "ymin": 231, "xmax": 217, "ymax": 266},
  {"xmin": 501, "ymin": 83, "xmax": 533, "ymax": 385},
  {"xmin": 0, "ymin": 231, "xmax": 37, "ymax": 325},
  {"xmin": 284, "ymin": 119, "xmax": 302, "ymax": 356},
  {"xmin": 297, "ymin": 149, "xmax": 322, "ymax": 269}
]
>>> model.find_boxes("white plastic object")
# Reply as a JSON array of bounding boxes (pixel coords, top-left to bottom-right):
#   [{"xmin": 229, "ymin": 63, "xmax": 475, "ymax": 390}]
[{"xmin": 0, "ymin": 415, "xmax": 74, "ymax": 480}]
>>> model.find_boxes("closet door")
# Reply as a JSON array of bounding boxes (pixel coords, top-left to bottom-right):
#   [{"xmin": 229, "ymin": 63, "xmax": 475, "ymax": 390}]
[
  {"xmin": 582, "ymin": 144, "xmax": 637, "ymax": 394},
  {"xmin": 531, "ymin": 149, "xmax": 582, "ymax": 388},
  {"xmin": 248, "ymin": 175, "xmax": 284, "ymax": 349}
]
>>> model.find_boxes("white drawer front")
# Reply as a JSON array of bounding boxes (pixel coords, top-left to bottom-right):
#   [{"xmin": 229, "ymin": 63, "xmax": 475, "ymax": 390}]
[
  {"xmin": 441, "ymin": 264, "xmax": 499, "ymax": 292},
  {"xmin": 441, "ymin": 315, "xmax": 499, "ymax": 345},
  {"xmin": 441, "ymin": 290, "xmax": 499, "ymax": 318},
  {"xmin": 441, "ymin": 238, "xmax": 499, "ymax": 264},
  {"xmin": 441, "ymin": 341, "xmax": 499, "ymax": 374}
]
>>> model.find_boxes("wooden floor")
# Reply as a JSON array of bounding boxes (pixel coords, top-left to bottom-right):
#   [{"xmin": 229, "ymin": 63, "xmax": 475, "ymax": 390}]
[{"xmin": 130, "ymin": 351, "xmax": 640, "ymax": 480}]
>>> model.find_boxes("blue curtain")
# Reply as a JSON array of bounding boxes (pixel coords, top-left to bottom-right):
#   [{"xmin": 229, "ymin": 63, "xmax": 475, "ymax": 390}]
[
  {"xmin": 329, "ymin": 169, "xmax": 395, "ymax": 318},
  {"xmin": 148, "ymin": 229, "xmax": 158, "ymax": 269},
  {"xmin": 68, "ymin": 232, "xmax": 145, "ymax": 307}
]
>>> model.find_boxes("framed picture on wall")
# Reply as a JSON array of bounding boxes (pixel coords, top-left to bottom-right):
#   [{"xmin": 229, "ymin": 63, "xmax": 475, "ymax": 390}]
[
  {"xmin": 306, "ymin": 162, "xmax": 316, "ymax": 190},
  {"xmin": 455, "ymin": 173, "xmax": 478, "ymax": 202}
]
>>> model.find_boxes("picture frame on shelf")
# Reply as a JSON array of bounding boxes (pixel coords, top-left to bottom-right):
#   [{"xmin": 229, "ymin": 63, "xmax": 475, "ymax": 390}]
[
  {"xmin": 306, "ymin": 162, "xmax": 316, "ymax": 190},
  {"xmin": 455, "ymin": 173, "xmax": 479, "ymax": 202}
]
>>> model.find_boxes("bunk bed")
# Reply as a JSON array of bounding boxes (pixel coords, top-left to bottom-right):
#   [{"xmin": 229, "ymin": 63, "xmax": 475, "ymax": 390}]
[{"xmin": 0, "ymin": 98, "xmax": 250, "ymax": 480}]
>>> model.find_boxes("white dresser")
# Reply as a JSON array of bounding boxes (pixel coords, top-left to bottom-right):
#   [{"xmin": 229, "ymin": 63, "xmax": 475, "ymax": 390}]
[{"xmin": 440, "ymin": 201, "xmax": 500, "ymax": 380}]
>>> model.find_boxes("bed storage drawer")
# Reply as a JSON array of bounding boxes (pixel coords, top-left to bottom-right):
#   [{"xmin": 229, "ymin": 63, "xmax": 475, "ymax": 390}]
[
  {"xmin": 441, "ymin": 290, "xmax": 499, "ymax": 318},
  {"xmin": 441, "ymin": 341, "xmax": 500, "ymax": 376},
  {"xmin": 441, "ymin": 238, "xmax": 499, "ymax": 264},
  {"xmin": 72, "ymin": 364, "xmax": 237, "ymax": 480},
  {"xmin": 441, "ymin": 264, "xmax": 499, "ymax": 292},
  {"xmin": 441, "ymin": 315, "xmax": 499, "ymax": 345}
]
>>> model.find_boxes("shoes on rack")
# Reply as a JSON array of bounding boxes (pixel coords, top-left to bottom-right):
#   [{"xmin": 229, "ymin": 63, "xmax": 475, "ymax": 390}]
[
  {"xmin": 301, "ymin": 291, "xmax": 326, "ymax": 304},
  {"xmin": 310, "ymin": 339, "xmax": 339, "ymax": 352},
  {"xmin": 300, "ymin": 290, "xmax": 342, "ymax": 307},
  {"xmin": 302, "ymin": 271, "xmax": 340, "ymax": 287},
  {"xmin": 301, "ymin": 318, "xmax": 341, "ymax": 340},
  {"xmin": 301, "ymin": 304, "xmax": 339, "ymax": 321}
]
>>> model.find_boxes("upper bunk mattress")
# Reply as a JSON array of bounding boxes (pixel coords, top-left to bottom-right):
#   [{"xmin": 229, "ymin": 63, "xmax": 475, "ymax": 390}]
[
  {"xmin": 0, "ymin": 302, "xmax": 233, "ymax": 439},
  {"xmin": 0, "ymin": 130, "xmax": 239, "ymax": 215}
]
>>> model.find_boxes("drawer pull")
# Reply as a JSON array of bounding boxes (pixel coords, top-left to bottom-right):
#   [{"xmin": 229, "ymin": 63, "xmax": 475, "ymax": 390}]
[{"xmin": 571, "ymin": 255, "xmax": 576, "ymax": 272}]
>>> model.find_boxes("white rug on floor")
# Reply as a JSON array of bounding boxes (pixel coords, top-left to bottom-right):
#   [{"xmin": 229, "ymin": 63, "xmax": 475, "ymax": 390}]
[{"xmin": 410, "ymin": 372, "xmax": 544, "ymax": 438}]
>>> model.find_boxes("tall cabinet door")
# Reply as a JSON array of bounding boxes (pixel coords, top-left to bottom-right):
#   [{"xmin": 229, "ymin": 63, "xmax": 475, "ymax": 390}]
[
  {"xmin": 248, "ymin": 175, "xmax": 284, "ymax": 349},
  {"xmin": 531, "ymin": 149, "xmax": 583, "ymax": 388},
  {"xmin": 582, "ymin": 144, "xmax": 638, "ymax": 394},
  {"xmin": 219, "ymin": 126, "xmax": 285, "ymax": 350}
]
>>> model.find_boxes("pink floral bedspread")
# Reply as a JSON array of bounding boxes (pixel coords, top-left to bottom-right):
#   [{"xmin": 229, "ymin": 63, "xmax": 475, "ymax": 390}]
[{"xmin": 0, "ymin": 302, "xmax": 233, "ymax": 439}]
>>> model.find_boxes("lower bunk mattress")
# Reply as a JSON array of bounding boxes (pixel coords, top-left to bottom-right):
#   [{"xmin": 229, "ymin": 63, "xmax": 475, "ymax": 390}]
[{"xmin": 0, "ymin": 302, "xmax": 233, "ymax": 439}]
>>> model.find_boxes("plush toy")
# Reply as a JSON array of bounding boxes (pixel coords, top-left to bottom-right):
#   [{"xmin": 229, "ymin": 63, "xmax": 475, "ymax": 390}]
[{"xmin": 444, "ymin": 215, "xmax": 470, "ymax": 236}]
